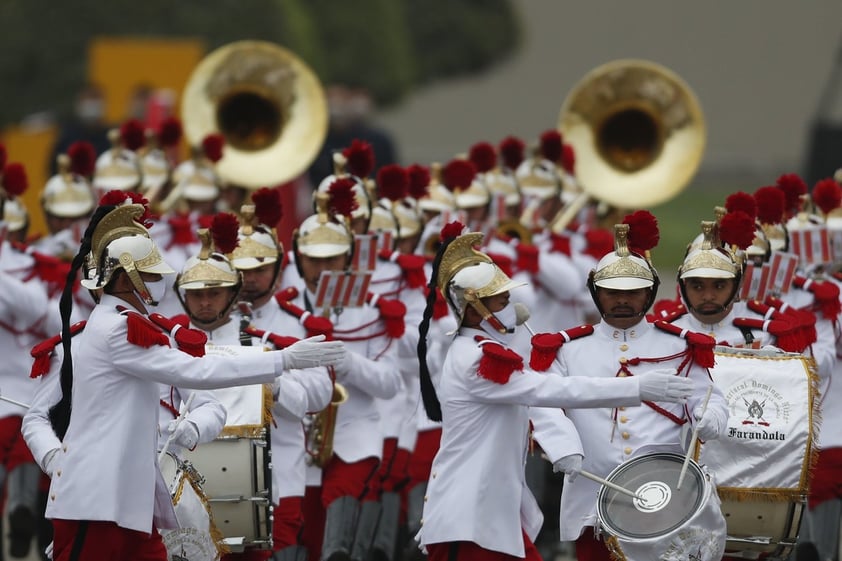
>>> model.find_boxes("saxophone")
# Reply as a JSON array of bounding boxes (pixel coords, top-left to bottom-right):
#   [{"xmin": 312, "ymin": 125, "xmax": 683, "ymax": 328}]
[{"xmin": 304, "ymin": 367, "xmax": 347, "ymax": 467}]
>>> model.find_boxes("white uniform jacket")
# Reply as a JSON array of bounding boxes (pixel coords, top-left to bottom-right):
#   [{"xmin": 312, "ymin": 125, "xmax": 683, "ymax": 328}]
[
  {"xmin": 44, "ymin": 295, "xmax": 284, "ymax": 534},
  {"xmin": 418, "ymin": 326, "xmax": 643, "ymax": 557},
  {"xmin": 552, "ymin": 319, "xmax": 728, "ymax": 541}
]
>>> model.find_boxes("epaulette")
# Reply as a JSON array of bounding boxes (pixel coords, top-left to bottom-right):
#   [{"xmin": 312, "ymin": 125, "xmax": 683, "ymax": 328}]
[
  {"xmin": 148, "ymin": 313, "xmax": 207, "ymax": 357},
  {"xmin": 763, "ymin": 296, "xmax": 818, "ymax": 347},
  {"xmin": 274, "ymin": 287, "xmax": 334, "ymax": 338},
  {"xmin": 793, "ymin": 275, "xmax": 841, "ymax": 322},
  {"xmin": 165, "ymin": 212, "xmax": 198, "ymax": 249},
  {"xmin": 732, "ymin": 315, "xmax": 804, "ymax": 352},
  {"xmin": 29, "ymin": 321, "xmax": 86, "ymax": 378},
  {"xmin": 649, "ymin": 299, "xmax": 686, "ymax": 323},
  {"xmin": 28, "ymin": 251, "xmax": 71, "ymax": 288},
  {"xmin": 474, "ymin": 335, "xmax": 523, "ymax": 384},
  {"xmin": 119, "ymin": 308, "xmax": 208, "ymax": 357},
  {"xmin": 366, "ymin": 292, "xmax": 406, "ymax": 338},
  {"xmin": 244, "ymin": 325, "xmax": 299, "ymax": 350},
  {"xmin": 653, "ymin": 321, "xmax": 715, "ymax": 368},
  {"xmin": 549, "ymin": 233, "xmax": 571, "ymax": 257},
  {"xmin": 515, "ymin": 242, "xmax": 539, "ymax": 275},
  {"xmin": 529, "ymin": 325, "xmax": 594, "ymax": 371},
  {"xmin": 378, "ymin": 249, "xmax": 427, "ymax": 289}
]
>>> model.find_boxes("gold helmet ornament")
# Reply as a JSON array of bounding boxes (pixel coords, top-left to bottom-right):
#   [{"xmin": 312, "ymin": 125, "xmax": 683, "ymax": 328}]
[
  {"xmin": 417, "ymin": 162, "xmax": 456, "ymax": 216},
  {"xmin": 140, "ymin": 117, "xmax": 183, "ymax": 199},
  {"xmin": 1, "ymin": 160, "xmax": 29, "ymax": 231},
  {"xmin": 753, "ymin": 185, "xmax": 787, "ymax": 255},
  {"xmin": 80, "ymin": 195, "xmax": 174, "ymax": 305},
  {"xmin": 444, "ymin": 156, "xmax": 487, "ymax": 211},
  {"xmin": 42, "ymin": 142, "xmax": 97, "ymax": 219},
  {"xmin": 515, "ymin": 139, "xmax": 561, "ymax": 203},
  {"xmin": 437, "ymin": 227, "xmax": 525, "ymax": 331},
  {"xmin": 295, "ymin": 183, "xmax": 355, "ymax": 259},
  {"xmin": 588, "ymin": 211, "xmax": 661, "ymax": 316},
  {"xmin": 93, "ymin": 122, "xmax": 144, "ymax": 194},
  {"xmin": 176, "ymin": 213, "xmax": 242, "ymax": 327},
  {"xmin": 230, "ymin": 187, "xmax": 283, "ymax": 270},
  {"xmin": 369, "ymin": 164, "xmax": 409, "ymax": 245},
  {"xmin": 316, "ymin": 150, "xmax": 370, "ymax": 224}
]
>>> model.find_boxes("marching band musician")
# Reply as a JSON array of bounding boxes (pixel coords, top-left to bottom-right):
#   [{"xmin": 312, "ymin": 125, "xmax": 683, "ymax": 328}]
[
  {"xmin": 31, "ymin": 191, "xmax": 345, "ymax": 561},
  {"xmin": 415, "ymin": 222, "xmax": 695, "ymax": 561},
  {"xmin": 285, "ymin": 183, "xmax": 403, "ymax": 561},
  {"xmin": 531, "ymin": 214, "xmax": 729, "ymax": 561},
  {"xmin": 91, "ymin": 121, "xmax": 145, "ymax": 197},
  {"xmin": 228, "ymin": 190, "xmax": 334, "ymax": 561}
]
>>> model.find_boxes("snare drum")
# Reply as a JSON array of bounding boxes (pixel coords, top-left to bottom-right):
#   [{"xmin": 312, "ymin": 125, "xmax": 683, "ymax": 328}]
[
  {"xmin": 597, "ymin": 452, "xmax": 726, "ymax": 561},
  {"xmin": 182, "ymin": 433, "xmax": 272, "ymax": 552},
  {"xmin": 158, "ymin": 452, "xmax": 222, "ymax": 561}
]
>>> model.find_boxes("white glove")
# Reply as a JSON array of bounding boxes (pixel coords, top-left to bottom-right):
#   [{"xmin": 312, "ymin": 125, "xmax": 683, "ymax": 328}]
[
  {"xmin": 637, "ymin": 369, "xmax": 694, "ymax": 403},
  {"xmin": 168, "ymin": 419, "xmax": 200, "ymax": 450},
  {"xmin": 42, "ymin": 448, "xmax": 59, "ymax": 477},
  {"xmin": 694, "ymin": 408, "xmax": 722, "ymax": 441},
  {"xmin": 280, "ymin": 335, "xmax": 346, "ymax": 370},
  {"xmin": 552, "ymin": 454, "xmax": 583, "ymax": 482},
  {"xmin": 332, "ymin": 350, "xmax": 357, "ymax": 379}
]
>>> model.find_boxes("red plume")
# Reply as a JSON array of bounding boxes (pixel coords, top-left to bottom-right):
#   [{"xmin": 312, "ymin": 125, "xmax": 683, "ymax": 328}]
[
  {"xmin": 468, "ymin": 142, "xmax": 497, "ymax": 173},
  {"xmin": 327, "ymin": 177, "xmax": 359, "ymax": 217},
  {"xmin": 440, "ymin": 221, "xmax": 464, "ymax": 243},
  {"xmin": 252, "ymin": 187, "xmax": 283, "ymax": 228},
  {"xmin": 776, "ymin": 173, "xmax": 808, "ymax": 214},
  {"xmin": 99, "ymin": 190, "xmax": 129, "ymax": 206},
  {"xmin": 499, "ymin": 136, "xmax": 525, "ymax": 170},
  {"xmin": 561, "ymin": 143, "xmax": 576, "ymax": 175},
  {"xmin": 2, "ymin": 163, "xmax": 28, "ymax": 196},
  {"xmin": 583, "ymin": 228, "xmax": 615, "ymax": 261},
  {"xmin": 158, "ymin": 117, "xmax": 183, "ymax": 148},
  {"xmin": 812, "ymin": 178, "xmax": 842, "ymax": 215},
  {"xmin": 120, "ymin": 119, "xmax": 146, "ymax": 151},
  {"xmin": 539, "ymin": 130, "xmax": 563, "ymax": 163},
  {"xmin": 724, "ymin": 191, "xmax": 757, "ymax": 220},
  {"xmin": 719, "ymin": 210, "xmax": 756, "ymax": 250},
  {"xmin": 67, "ymin": 141, "xmax": 96, "ymax": 177},
  {"xmin": 754, "ymin": 186, "xmax": 785, "ymax": 225},
  {"xmin": 623, "ymin": 210, "xmax": 660, "ymax": 253},
  {"xmin": 343, "ymin": 139, "xmax": 375, "ymax": 178},
  {"xmin": 442, "ymin": 159, "xmax": 477, "ymax": 192},
  {"xmin": 406, "ymin": 164, "xmax": 430, "ymax": 200},
  {"xmin": 210, "ymin": 212, "xmax": 240, "ymax": 254},
  {"xmin": 201, "ymin": 134, "xmax": 225, "ymax": 163},
  {"xmin": 376, "ymin": 164, "xmax": 409, "ymax": 202},
  {"xmin": 125, "ymin": 192, "xmax": 153, "ymax": 228},
  {"xmin": 0, "ymin": 144, "xmax": 7, "ymax": 170}
]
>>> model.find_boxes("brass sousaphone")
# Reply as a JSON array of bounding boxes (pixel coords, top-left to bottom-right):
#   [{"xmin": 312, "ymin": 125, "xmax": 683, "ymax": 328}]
[
  {"xmin": 551, "ymin": 59, "xmax": 706, "ymax": 233},
  {"xmin": 181, "ymin": 40, "xmax": 328, "ymax": 189}
]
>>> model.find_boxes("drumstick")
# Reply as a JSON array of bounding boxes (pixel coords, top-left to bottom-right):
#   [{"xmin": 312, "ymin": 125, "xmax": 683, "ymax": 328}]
[
  {"xmin": 158, "ymin": 392, "xmax": 196, "ymax": 463},
  {"xmin": 0, "ymin": 389, "xmax": 29, "ymax": 409},
  {"xmin": 677, "ymin": 384, "xmax": 713, "ymax": 490},
  {"xmin": 578, "ymin": 469, "xmax": 645, "ymax": 501}
]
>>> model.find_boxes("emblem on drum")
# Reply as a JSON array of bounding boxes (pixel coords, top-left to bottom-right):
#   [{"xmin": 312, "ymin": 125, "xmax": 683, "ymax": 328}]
[
  {"xmin": 724, "ymin": 379, "xmax": 789, "ymax": 441},
  {"xmin": 662, "ymin": 528, "xmax": 726, "ymax": 561}
]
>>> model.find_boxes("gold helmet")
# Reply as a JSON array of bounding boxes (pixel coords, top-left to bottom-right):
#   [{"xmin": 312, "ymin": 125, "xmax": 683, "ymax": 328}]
[
  {"xmin": 80, "ymin": 200, "xmax": 174, "ymax": 305},
  {"xmin": 42, "ymin": 143, "xmax": 97, "ymax": 219},
  {"xmin": 679, "ymin": 221, "xmax": 739, "ymax": 280},
  {"xmin": 438, "ymin": 230, "xmax": 525, "ymax": 330},
  {"xmin": 3, "ymin": 196, "xmax": 28, "ymax": 234},
  {"xmin": 295, "ymin": 190, "xmax": 354, "ymax": 259},
  {"xmin": 417, "ymin": 163, "xmax": 456, "ymax": 215},
  {"xmin": 230, "ymin": 187, "xmax": 284, "ymax": 270},
  {"xmin": 93, "ymin": 123, "xmax": 145, "ymax": 194}
]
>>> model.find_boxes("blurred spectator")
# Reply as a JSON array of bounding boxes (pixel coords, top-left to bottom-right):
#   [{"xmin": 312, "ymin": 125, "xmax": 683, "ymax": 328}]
[
  {"xmin": 307, "ymin": 84, "xmax": 399, "ymax": 187},
  {"xmin": 48, "ymin": 84, "xmax": 111, "ymax": 175}
]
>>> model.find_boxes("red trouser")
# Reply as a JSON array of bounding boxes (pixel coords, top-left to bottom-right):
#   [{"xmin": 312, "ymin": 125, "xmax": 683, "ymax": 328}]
[
  {"xmin": 0, "ymin": 415, "xmax": 35, "ymax": 472},
  {"xmin": 272, "ymin": 496, "xmax": 304, "ymax": 550},
  {"xmin": 426, "ymin": 530, "xmax": 541, "ymax": 561},
  {"xmin": 300, "ymin": 456, "xmax": 379, "ymax": 561},
  {"xmin": 52, "ymin": 520, "xmax": 167, "ymax": 561},
  {"xmin": 406, "ymin": 428, "xmax": 441, "ymax": 489},
  {"xmin": 575, "ymin": 531, "xmax": 613, "ymax": 561},
  {"xmin": 377, "ymin": 438, "xmax": 410, "ymax": 493}
]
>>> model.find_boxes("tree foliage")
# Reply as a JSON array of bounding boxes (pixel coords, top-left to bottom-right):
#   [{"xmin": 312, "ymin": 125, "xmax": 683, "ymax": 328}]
[{"xmin": 0, "ymin": 0, "xmax": 521, "ymax": 127}]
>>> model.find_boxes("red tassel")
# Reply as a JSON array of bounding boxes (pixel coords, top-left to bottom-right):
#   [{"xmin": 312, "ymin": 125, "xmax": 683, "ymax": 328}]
[
  {"xmin": 550, "ymin": 233, "xmax": 571, "ymax": 256},
  {"xmin": 245, "ymin": 326, "xmax": 300, "ymax": 349},
  {"xmin": 373, "ymin": 297, "xmax": 406, "ymax": 338},
  {"xmin": 125, "ymin": 312, "xmax": 170, "ymax": 348},
  {"xmin": 30, "ymin": 333, "xmax": 63, "ymax": 378},
  {"xmin": 530, "ymin": 332, "xmax": 564, "ymax": 371},
  {"xmin": 477, "ymin": 340, "xmax": 523, "ymax": 384},
  {"xmin": 811, "ymin": 281, "xmax": 841, "ymax": 322},
  {"xmin": 167, "ymin": 213, "xmax": 198, "ymax": 247},
  {"xmin": 685, "ymin": 331, "xmax": 716, "ymax": 368},
  {"xmin": 516, "ymin": 243, "xmax": 539, "ymax": 275}
]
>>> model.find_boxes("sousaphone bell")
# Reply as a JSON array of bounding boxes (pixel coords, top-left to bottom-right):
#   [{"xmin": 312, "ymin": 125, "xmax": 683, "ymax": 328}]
[
  {"xmin": 551, "ymin": 59, "xmax": 706, "ymax": 232},
  {"xmin": 181, "ymin": 40, "xmax": 328, "ymax": 189}
]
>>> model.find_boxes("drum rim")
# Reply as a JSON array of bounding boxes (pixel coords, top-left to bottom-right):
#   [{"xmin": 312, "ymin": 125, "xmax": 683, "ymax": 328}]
[{"xmin": 597, "ymin": 452, "xmax": 706, "ymax": 540}]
